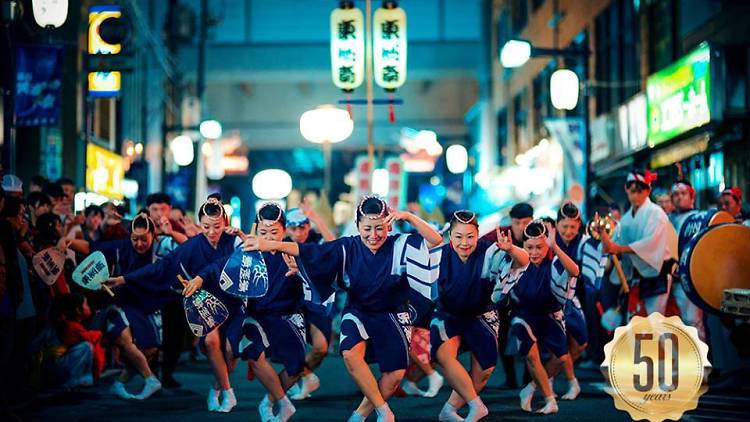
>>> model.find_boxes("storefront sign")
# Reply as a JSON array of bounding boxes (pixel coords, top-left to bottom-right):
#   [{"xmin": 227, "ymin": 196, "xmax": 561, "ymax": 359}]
[
  {"xmin": 590, "ymin": 115, "xmax": 614, "ymax": 163},
  {"xmin": 330, "ymin": 5, "xmax": 365, "ymax": 91},
  {"xmin": 88, "ymin": 5, "xmax": 122, "ymax": 55},
  {"xmin": 88, "ymin": 71, "xmax": 121, "ymax": 98},
  {"xmin": 647, "ymin": 43, "xmax": 711, "ymax": 146},
  {"xmin": 649, "ymin": 133, "xmax": 709, "ymax": 169},
  {"xmin": 86, "ymin": 143, "xmax": 124, "ymax": 200},
  {"xmin": 617, "ymin": 93, "xmax": 648, "ymax": 154}
]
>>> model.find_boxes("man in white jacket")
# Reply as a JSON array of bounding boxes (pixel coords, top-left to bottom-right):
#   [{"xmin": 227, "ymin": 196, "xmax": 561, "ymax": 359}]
[{"xmin": 598, "ymin": 170, "xmax": 677, "ymax": 315}]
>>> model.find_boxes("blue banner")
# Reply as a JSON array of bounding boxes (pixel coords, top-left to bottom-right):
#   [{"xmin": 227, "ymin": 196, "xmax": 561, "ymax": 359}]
[{"xmin": 15, "ymin": 45, "xmax": 63, "ymax": 127}]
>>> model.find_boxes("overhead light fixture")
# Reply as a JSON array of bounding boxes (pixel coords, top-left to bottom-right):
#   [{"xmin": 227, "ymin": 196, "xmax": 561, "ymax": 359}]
[{"xmin": 500, "ymin": 39, "xmax": 531, "ymax": 68}]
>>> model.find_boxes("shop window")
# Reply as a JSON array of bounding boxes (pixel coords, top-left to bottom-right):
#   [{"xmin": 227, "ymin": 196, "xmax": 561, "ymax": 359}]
[
  {"xmin": 649, "ymin": 0, "xmax": 677, "ymax": 73},
  {"xmin": 93, "ymin": 98, "xmax": 117, "ymax": 145},
  {"xmin": 532, "ymin": 0, "xmax": 545, "ymax": 12},
  {"xmin": 497, "ymin": 108, "xmax": 508, "ymax": 165},
  {"xmin": 594, "ymin": 0, "xmax": 641, "ymax": 115},
  {"xmin": 511, "ymin": 0, "xmax": 529, "ymax": 34},
  {"xmin": 513, "ymin": 89, "xmax": 530, "ymax": 151},
  {"xmin": 533, "ymin": 62, "xmax": 556, "ymax": 133},
  {"xmin": 725, "ymin": 47, "xmax": 748, "ymax": 113}
]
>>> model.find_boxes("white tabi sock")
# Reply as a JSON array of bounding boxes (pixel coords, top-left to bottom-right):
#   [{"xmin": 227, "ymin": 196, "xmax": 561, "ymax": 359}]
[
  {"xmin": 272, "ymin": 395, "xmax": 296, "ymax": 422},
  {"xmin": 562, "ymin": 377, "xmax": 581, "ymax": 400},
  {"xmin": 375, "ymin": 403, "xmax": 395, "ymax": 422},
  {"xmin": 519, "ymin": 382, "xmax": 536, "ymax": 412},
  {"xmin": 466, "ymin": 397, "xmax": 488, "ymax": 422},
  {"xmin": 438, "ymin": 402, "xmax": 465, "ymax": 422},
  {"xmin": 346, "ymin": 410, "xmax": 366, "ymax": 422},
  {"xmin": 536, "ymin": 395, "xmax": 559, "ymax": 415},
  {"xmin": 259, "ymin": 394, "xmax": 275, "ymax": 422}
]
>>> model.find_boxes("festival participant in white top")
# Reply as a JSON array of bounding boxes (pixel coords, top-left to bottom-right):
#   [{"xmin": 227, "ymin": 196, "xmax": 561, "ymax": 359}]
[{"xmin": 597, "ymin": 170, "xmax": 678, "ymax": 315}]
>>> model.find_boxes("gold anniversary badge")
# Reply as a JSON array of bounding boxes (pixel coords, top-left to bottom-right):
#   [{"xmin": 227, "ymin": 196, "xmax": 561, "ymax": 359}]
[{"xmin": 601, "ymin": 313, "xmax": 711, "ymax": 422}]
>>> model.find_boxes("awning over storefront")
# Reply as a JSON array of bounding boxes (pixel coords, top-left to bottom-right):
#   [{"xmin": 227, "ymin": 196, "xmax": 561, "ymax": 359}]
[{"xmin": 649, "ymin": 133, "xmax": 710, "ymax": 169}]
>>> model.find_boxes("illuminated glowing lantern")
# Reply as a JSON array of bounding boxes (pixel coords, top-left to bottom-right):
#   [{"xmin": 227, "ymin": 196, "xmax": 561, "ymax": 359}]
[
  {"xmin": 446, "ymin": 144, "xmax": 468, "ymax": 174},
  {"xmin": 170, "ymin": 135, "xmax": 194, "ymax": 166},
  {"xmin": 299, "ymin": 105, "xmax": 353, "ymax": 144},
  {"xmin": 200, "ymin": 119, "xmax": 222, "ymax": 139},
  {"xmin": 550, "ymin": 69, "xmax": 580, "ymax": 110},
  {"xmin": 500, "ymin": 39, "xmax": 532, "ymax": 68},
  {"xmin": 32, "ymin": 0, "xmax": 68, "ymax": 28},
  {"xmin": 373, "ymin": 1, "xmax": 407, "ymax": 90},
  {"xmin": 330, "ymin": 2, "xmax": 365, "ymax": 91},
  {"xmin": 252, "ymin": 169, "xmax": 292, "ymax": 200}
]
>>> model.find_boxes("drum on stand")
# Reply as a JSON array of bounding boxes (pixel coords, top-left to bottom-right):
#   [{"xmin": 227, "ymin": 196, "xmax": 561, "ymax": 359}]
[
  {"xmin": 677, "ymin": 209, "xmax": 734, "ymax": 256},
  {"xmin": 679, "ymin": 223, "xmax": 750, "ymax": 314}
]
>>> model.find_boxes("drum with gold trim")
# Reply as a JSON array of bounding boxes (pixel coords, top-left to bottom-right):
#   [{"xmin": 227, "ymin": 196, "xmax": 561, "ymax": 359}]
[
  {"xmin": 677, "ymin": 209, "xmax": 734, "ymax": 256},
  {"xmin": 679, "ymin": 223, "xmax": 750, "ymax": 314}
]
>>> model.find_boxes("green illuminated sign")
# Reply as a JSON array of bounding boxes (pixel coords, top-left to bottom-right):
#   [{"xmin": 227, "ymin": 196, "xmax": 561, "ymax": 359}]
[{"xmin": 646, "ymin": 42, "xmax": 711, "ymax": 146}]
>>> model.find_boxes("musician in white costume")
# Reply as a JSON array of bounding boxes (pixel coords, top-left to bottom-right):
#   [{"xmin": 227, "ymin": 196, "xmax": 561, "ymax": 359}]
[{"xmin": 598, "ymin": 170, "xmax": 678, "ymax": 315}]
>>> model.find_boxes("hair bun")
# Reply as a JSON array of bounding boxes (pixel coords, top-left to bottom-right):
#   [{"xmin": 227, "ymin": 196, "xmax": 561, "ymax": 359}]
[{"xmin": 207, "ymin": 193, "xmax": 222, "ymax": 201}]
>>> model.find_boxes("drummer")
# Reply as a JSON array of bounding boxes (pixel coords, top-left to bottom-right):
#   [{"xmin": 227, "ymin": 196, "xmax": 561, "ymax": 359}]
[
  {"xmin": 668, "ymin": 180, "xmax": 705, "ymax": 341},
  {"xmin": 669, "ymin": 180, "xmax": 697, "ymax": 231},
  {"xmin": 719, "ymin": 187, "xmax": 748, "ymax": 224},
  {"xmin": 597, "ymin": 170, "xmax": 678, "ymax": 316},
  {"xmin": 655, "ymin": 188, "xmax": 675, "ymax": 214}
]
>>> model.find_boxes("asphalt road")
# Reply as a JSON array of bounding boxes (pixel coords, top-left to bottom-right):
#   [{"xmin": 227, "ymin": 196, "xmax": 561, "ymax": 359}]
[{"xmin": 13, "ymin": 355, "xmax": 750, "ymax": 422}]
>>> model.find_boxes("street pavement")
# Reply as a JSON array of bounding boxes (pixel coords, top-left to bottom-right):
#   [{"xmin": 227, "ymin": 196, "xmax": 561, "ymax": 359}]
[{"xmin": 14, "ymin": 355, "xmax": 750, "ymax": 422}]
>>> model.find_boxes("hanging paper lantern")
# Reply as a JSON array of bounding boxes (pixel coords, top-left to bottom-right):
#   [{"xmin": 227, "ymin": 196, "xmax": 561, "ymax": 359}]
[
  {"xmin": 32, "ymin": 0, "xmax": 69, "ymax": 28},
  {"xmin": 373, "ymin": 2, "xmax": 407, "ymax": 90},
  {"xmin": 330, "ymin": 2, "xmax": 365, "ymax": 92},
  {"xmin": 550, "ymin": 69, "xmax": 580, "ymax": 111},
  {"xmin": 446, "ymin": 144, "xmax": 468, "ymax": 174},
  {"xmin": 170, "ymin": 135, "xmax": 194, "ymax": 166}
]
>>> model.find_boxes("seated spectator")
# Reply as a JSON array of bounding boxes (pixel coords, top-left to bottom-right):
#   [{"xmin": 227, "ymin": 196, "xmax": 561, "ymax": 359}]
[
  {"xmin": 34, "ymin": 213, "xmax": 71, "ymax": 296},
  {"xmin": 53, "ymin": 293, "xmax": 105, "ymax": 385}
]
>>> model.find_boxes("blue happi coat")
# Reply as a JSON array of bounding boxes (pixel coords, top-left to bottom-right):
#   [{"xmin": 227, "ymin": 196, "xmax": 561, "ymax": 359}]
[{"xmin": 122, "ymin": 233, "xmax": 244, "ymax": 314}]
